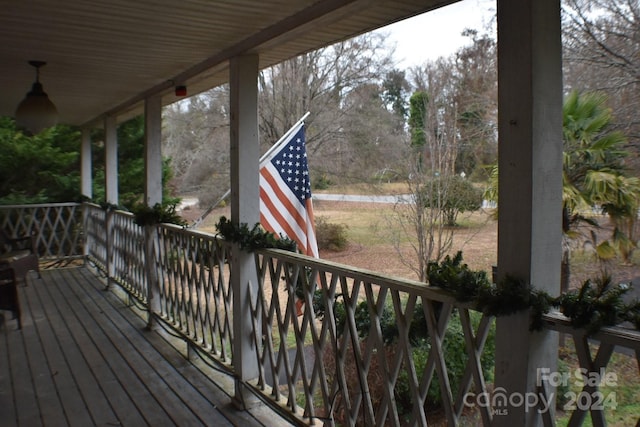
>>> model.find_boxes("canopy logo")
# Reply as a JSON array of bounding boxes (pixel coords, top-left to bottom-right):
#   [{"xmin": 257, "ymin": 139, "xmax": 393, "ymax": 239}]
[{"xmin": 463, "ymin": 367, "xmax": 618, "ymax": 415}]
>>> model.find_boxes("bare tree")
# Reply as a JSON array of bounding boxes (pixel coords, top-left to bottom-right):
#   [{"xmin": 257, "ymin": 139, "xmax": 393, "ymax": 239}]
[
  {"xmin": 389, "ymin": 62, "xmax": 461, "ymax": 282},
  {"xmin": 162, "ymin": 87, "xmax": 231, "ymax": 206},
  {"xmin": 258, "ymin": 32, "xmax": 397, "ymax": 184},
  {"xmin": 162, "ymin": 33, "xmax": 400, "ymax": 205},
  {"xmin": 336, "ymin": 82, "xmax": 407, "ymax": 181},
  {"xmin": 563, "ymin": 0, "xmax": 640, "ymax": 173},
  {"xmin": 409, "ymin": 29, "xmax": 497, "ymax": 181},
  {"xmin": 452, "ymin": 30, "xmax": 497, "ymax": 179}
]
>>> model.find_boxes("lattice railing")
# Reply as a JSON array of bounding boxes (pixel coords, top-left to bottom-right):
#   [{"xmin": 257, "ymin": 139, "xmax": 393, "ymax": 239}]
[
  {"xmin": 249, "ymin": 248, "xmax": 495, "ymax": 427},
  {"xmin": 542, "ymin": 313, "xmax": 640, "ymax": 427},
  {"xmin": 84, "ymin": 204, "xmax": 148, "ymax": 301},
  {"xmin": 154, "ymin": 224, "xmax": 234, "ymax": 366},
  {"xmin": 109, "ymin": 209, "xmax": 147, "ymax": 300},
  {"xmin": 97, "ymin": 222, "xmax": 498, "ymax": 425},
  {"xmin": 84, "ymin": 203, "xmax": 108, "ymax": 270},
  {"xmin": 20, "ymin": 203, "xmax": 636, "ymax": 426},
  {"xmin": 0, "ymin": 203, "xmax": 83, "ymax": 261}
]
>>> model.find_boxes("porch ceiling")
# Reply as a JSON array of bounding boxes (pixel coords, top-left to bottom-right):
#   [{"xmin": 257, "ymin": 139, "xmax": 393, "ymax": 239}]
[{"xmin": 1, "ymin": 0, "xmax": 456, "ymax": 129}]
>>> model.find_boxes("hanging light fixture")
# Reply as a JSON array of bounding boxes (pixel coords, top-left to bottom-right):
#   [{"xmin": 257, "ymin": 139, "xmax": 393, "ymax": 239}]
[{"xmin": 15, "ymin": 60, "xmax": 59, "ymax": 135}]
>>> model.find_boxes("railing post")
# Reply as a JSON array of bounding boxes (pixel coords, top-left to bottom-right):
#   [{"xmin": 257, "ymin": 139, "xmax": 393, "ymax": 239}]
[
  {"xmin": 145, "ymin": 224, "xmax": 161, "ymax": 329},
  {"xmin": 231, "ymin": 244, "xmax": 261, "ymax": 407},
  {"xmin": 82, "ymin": 203, "xmax": 89, "ymax": 260},
  {"xmin": 105, "ymin": 208, "xmax": 114, "ymax": 290}
]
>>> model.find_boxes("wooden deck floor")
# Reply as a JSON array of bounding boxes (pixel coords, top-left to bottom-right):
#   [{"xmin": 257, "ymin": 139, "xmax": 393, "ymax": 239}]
[{"xmin": 0, "ymin": 267, "xmax": 290, "ymax": 427}]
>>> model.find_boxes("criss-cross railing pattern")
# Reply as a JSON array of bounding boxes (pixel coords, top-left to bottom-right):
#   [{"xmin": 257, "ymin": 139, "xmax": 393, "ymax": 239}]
[
  {"xmin": 84, "ymin": 205, "xmax": 147, "ymax": 300},
  {"xmin": 542, "ymin": 313, "xmax": 640, "ymax": 427},
  {"xmin": 109, "ymin": 209, "xmax": 147, "ymax": 300},
  {"xmin": 249, "ymin": 249, "xmax": 495, "ymax": 427},
  {"xmin": 5, "ymin": 203, "xmax": 640, "ymax": 426},
  {"xmin": 0, "ymin": 202, "xmax": 83, "ymax": 260},
  {"xmin": 84, "ymin": 203, "xmax": 108, "ymax": 270},
  {"xmin": 154, "ymin": 224, "xmax": 235, "ymax": 366}
]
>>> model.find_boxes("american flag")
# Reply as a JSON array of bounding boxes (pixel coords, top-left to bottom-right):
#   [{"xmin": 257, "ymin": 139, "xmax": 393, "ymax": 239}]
[{"xmin": 259, "ymin": 123, "xmax": 319, "ymax": 258}]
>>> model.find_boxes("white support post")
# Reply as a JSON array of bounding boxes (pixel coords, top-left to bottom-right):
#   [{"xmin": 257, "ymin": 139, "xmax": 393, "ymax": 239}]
[
  {"xmin": 81, "ymin": 127, "xmax": 93, "ymax": 261},
  {"xmin": 229, "ymin": 54, "xmax": 261, "ymax": 407},
  {"xmin": 145, "ymin": 95, "xmax": 163, "ymax": 207},
  {"xmin": 81, "ymin": 128, "xmax": 92, "ymax": 200},
  {"xmin": 144, "ymin": 95, "xmax": 163, "ymax": 329},
  {"xmin": 104, "ymin": 115, "xmax": 118, "ymax": 286},
  {"xmin": 494, "ymin": 0, "xmax": 563, "ymax": 426},
  {"xmin": 104, "ymin": 115, "xmax": 118, "ymax": 205}
]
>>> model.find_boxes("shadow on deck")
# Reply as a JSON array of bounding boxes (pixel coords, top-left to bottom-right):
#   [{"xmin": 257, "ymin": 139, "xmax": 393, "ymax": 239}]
[{"xmin": 0, "ymin": 267, "xmax": 290, "ymax": 427}]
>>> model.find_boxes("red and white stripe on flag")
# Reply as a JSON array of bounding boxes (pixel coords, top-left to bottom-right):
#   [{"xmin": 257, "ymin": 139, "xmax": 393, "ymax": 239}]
[{"xmin": 259, "ymin": 123, "xmax": 319, "ymax": 258}]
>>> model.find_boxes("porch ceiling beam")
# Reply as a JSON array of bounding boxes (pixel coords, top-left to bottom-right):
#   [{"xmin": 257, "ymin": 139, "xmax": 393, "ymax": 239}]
[{"xmin": 82, "ymin": 0, "xmax": 390, "ymax": 129}]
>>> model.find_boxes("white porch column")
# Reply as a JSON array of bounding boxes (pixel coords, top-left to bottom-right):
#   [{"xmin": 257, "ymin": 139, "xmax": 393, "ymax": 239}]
[
  {"xmin": 494, "ymin": 0, "xmax": 563, "ymax": 426},
  {"xmin": 144, "ymin": 95, "xmax": 163, "ymax": 328},
  {"xmin": 80, "ymin": 128, "xmax": 92, "ymax": 199},
  {"xmin": 81, "ymin": 127, "xmax": 92, "ymax": 259},
  {"xmin": 144, "ymin": 95, "xmax": 163, "ymax": 207},
  {"xmin": 229, "ymin": 54, "xmax": 261, "ymax": 406},
  {"xmin": 104, "ymin": 115, "xmax": 118, "ymax": 286},
  {"xmin": 104, "ymin": 115, "xmax": 118, "ymax": 205}
]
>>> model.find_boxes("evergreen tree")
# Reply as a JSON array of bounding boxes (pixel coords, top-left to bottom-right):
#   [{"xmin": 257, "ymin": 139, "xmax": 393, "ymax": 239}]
[
  {"xmin": 0, "ymin": 117, "xmax": 80, "ymax": 204},
  {"xmin": 0, "ymin": 115, "xmax": 176, "ymax": 209},
  {"xmin": 408, "ymin": 91, "xmax": 429, "ymax": 149}
]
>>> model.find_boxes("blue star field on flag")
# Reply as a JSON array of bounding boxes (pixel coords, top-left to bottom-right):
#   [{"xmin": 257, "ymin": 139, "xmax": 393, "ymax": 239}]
[{"xmin": 269, "ymin": 127, "xmax": 311, "ymax": 203}]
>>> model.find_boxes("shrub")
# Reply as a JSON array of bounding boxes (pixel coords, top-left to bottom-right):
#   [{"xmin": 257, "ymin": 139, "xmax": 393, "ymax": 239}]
[
  {"xmin": 313, "ymin": 174, "xmax": 333, "ymax": 190},
  {"xmin": 421, "ymin": 175, "xmax": 483, "ymax": 226},
  {"xmin": 395, "ymin": 311, "xmax": 495, "ymax": 411},
  {"xmin": 321, "ymin": 339, "xmax": 396, "ymax": 425},
  {"xmin": 315, "ymin": 216, "xmax": 348, "ymax": 251},
  {"xmin": 555, "ymin": 356, "xmax": 571, "ymax": 409},
  {"xmin": 323, "ymin": 296, "xmax": 496, "ymax": 418}
]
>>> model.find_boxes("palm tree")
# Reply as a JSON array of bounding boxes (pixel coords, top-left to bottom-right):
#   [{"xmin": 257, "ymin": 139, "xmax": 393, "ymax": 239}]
[
  {"xmin": 561, "ymin": 90, "xmax": 639, "ymax": 288},
  {"xmin": 562, "ymin": 90, "xmax": 628, "ymax": 231},
  {"xmin": 484, "ymin": 91, "xmax": 639, "ymax": 288}
]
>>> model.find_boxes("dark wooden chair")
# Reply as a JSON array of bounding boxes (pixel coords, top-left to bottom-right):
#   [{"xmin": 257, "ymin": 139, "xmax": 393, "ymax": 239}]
[
  {"xmin": 0, "ymin": 267, "xmax": 20, "ymax": 329},
  {"xmin": 0, "ymin": 228, "xmax": 40, "ymax": 283}
]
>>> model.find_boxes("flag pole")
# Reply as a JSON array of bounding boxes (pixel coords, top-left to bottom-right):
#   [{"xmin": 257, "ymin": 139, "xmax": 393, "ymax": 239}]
[{"xmin": 190, "ymin": 111, "xmax": 311, "ymax": 228}]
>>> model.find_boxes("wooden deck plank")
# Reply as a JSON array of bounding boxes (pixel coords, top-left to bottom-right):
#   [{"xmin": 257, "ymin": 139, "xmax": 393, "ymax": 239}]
[
  {"xmin": 51, "ymin": 269, "xmax": 207, "ymax": 427},
  {"xmin": 67, "ymin": 269, "xmax": 233, "ymax": 426},
  {"xmin": 25, "ymin": 274, "xmax": 102, "ymax": 427},
  {"xmin": 143, "ymin": 328, "xmax": 264, "ymax": 426},
  {"xmin": 18, "ymin": 279, "xmax": 69, "ymax": 426},
  {"xmin": 37, "ymin": 270, "xmax": 136, "ymax": 426},
  {"xmin": 5, "ymin": 312, "xmax": 42, "ymax": 427},
  {"xmin": 0, "ymin": 319, "xmax": 19, "ymax": 427},
  {"xmin": 45, "ymin": 269, "xmax": 177, "ymax": 427},
  {"xmin": 1, "ymin": 267, "xmax": 288, "ymax": 427},
  {"xmin": 33, "ymin": 271, "xmax": 146, "ymax": 425},
  {"xmin": 130, "ymin": 300, "xmax": 279, "ymax": 426}
]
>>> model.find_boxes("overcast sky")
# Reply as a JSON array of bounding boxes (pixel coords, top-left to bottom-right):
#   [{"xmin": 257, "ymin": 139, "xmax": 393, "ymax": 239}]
[{"xmin": 376, "ymin": 0, "xmax": 496, "ymax": 68}]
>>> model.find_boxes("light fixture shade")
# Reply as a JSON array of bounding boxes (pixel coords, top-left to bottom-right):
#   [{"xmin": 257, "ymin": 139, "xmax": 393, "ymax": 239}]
[{"xmin": 15, "ymin": 61, "xmax": 59, "ymax": 135}]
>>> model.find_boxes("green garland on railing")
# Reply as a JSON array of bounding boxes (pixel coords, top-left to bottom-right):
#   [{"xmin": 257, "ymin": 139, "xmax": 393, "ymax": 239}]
[
  {"xmin": 88, "ymin": 199, "xmax": 187, "ymax": 227},
  {"xmin": 556, "ymin": 275, "xmax": 640, "ymax": 334},
  {"xmin": 215, "ymin": 216, "xmax": 297, "ymax": 252},
  {"xmin": 207, "ymin": 216, "xmax": 640, "ymax": 335},
  {"xmin": 131, "ymin": 202, "xmax": 186, "ymax": 227},
  {"xmin": 427, "ymin": 252, "xmax": 640, "ymax": 334},
  {"xmin": 99, "ymin": 201, "xmax": 119, "ymax": 212},
  {"xmin": 624, "ymin": 301, "xmax": 640, "ymax": 330}
]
